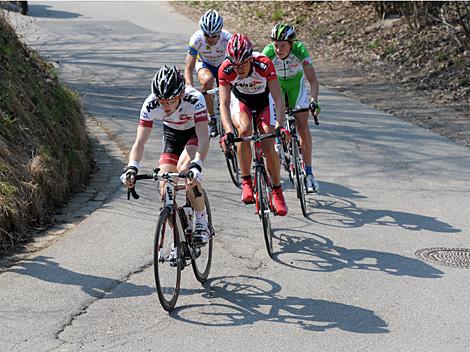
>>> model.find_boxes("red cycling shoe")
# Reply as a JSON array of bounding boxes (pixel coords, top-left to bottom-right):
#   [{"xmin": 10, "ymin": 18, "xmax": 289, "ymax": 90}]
[
  {"xmin": 272, "ymin": 187, "xmax": 288, "ymax": 216},
  {"xmin": 241, "ymin": 179, "xmax": 255, "ymax": 204}
]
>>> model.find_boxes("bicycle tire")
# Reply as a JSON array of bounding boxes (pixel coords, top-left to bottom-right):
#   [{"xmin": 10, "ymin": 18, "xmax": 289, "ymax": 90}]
[
  {"xmin": 191, "ymin": 190, "xmax": 213, "ymax": 283},
  {"xmin": 225, "ymin": 146, "xmax": 241, "ymax": 188},
  {"xmin": 292, "ymin": 140, "xmax": 307, "ymax": 217},
  {"xmin": 154, "ymin": 207, "xmax": 181, "ymax": 311},
  {"xmin": 256, "ymin": 166, "xmax": 273, "ymax": 257}
]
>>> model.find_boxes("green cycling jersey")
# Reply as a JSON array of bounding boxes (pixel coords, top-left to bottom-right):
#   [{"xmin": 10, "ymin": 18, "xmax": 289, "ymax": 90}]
[
  {"xmin": 262, "ymin": 41, "xmax": 313, "ymax": 109},
  {"xmin": 262, "ymin": 41, "xmax": 313, "ymax": 81}
]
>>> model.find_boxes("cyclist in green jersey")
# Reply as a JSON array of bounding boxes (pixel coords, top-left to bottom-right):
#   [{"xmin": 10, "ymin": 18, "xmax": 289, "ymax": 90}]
[{"xmin": 262, "ymin": 24, "xmax": 321, "ymax": 193}]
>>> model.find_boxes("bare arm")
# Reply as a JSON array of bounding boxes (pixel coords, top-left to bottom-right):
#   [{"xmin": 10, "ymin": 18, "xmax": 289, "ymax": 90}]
[
  {"xmin": 303, "ymin": 64, "xmax": 319, "ymax": 101},
  {"xmin": 128, "ymin": 125, "xmax": 152, "ymax": 165},
  {"xmin": 219, "ymin": 84, "xmax": 234, "ymax": 134},
  {"xmin": 184, "ymin": 53, "xmax": 197, "ymax": 87},
  {"xmin": 194, "ymin": 119, "xmax": 209, "ymax": 162},
  {"xmin": 267, "ymin": 79, "xmax": 285, "ymax": 128}
]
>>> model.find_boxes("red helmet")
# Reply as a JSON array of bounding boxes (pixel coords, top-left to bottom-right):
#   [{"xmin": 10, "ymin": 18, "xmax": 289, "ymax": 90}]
[{"xmin": 226, "ymin": 33, "xmax": 253, "ymax": 64}]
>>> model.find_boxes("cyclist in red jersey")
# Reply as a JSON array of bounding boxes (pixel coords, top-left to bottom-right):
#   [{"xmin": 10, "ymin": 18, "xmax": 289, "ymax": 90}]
[{"xmin": 218, "ymin": 33, "xmax": 289, "ymax": 216}]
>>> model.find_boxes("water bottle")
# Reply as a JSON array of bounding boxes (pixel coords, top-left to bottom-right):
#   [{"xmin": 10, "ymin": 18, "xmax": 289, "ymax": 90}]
[{"xmin": 275, "ymin": 137, "xmax": 285, "ymax": 165}]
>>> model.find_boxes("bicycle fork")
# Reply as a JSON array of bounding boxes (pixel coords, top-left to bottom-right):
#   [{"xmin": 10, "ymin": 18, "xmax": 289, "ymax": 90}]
[{"xmin": 254, "ymin": 166, "xmax": 274, "ymax": 217}]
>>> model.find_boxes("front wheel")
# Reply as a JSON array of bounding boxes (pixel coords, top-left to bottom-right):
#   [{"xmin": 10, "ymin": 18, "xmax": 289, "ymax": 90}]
[
  {"xmin": 255, "ymin": 167, "xmax": 273, "ymax": 258},
  {"xmin": 154, "ymin": 207, "xmax": 181, "ymax": 311},
  {"xmin": 191, "ymin": 190, "xmax": 213, "ymax": 283}
]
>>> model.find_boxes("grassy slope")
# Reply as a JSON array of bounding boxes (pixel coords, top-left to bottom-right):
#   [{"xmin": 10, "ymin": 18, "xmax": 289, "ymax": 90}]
[{"xmin": 0, "ymin": 15, "xmax": 91, "ymax": 249}]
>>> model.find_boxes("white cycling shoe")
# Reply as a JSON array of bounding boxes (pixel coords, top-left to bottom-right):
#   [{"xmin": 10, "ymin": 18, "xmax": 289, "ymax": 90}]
[
  {"xmin": 193, "ymin": 221, "xmax": 210, "ymax": 246},
  {"xmin": 306, "ymin": 174, "xmax": 319, "ymax": 193}
]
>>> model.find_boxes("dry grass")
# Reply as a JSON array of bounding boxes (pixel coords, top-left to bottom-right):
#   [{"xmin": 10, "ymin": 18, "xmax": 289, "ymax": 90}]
[{"xmin": 0, "ymin": 14, "xmax": 92, "ymax": 250}]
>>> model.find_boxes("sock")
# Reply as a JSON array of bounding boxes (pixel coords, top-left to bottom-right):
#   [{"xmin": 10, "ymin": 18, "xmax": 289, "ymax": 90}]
[
  {"xmin": 195, "ymin": 210, "xmax": 206, "ymax": 221},
  {"xmin": 272, "ymin": 184, "xmax": 282, "ymax": 190},
  {"xmin": 194, "ymin": 210, "xmax": 207, "ymax": 227}
]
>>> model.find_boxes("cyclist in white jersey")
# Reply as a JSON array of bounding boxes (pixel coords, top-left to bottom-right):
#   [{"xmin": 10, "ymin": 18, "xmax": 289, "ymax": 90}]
[
  {"xmin": 185, "ymin": 9, "xmax": 231, "ymax": 137},
  {"xmin": 121, "ymin": 65, "xmax": 211, "ymax": 245}
]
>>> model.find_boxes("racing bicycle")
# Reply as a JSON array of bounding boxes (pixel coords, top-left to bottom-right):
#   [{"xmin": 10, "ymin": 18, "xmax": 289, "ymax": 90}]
[
  {"xmin": 232, "ymin": 116, "xmax": 277, "ymax": 258},
  {"xmin": 127, "ymin": 169, "xmax": 214, "ymax": 311},
  {"xmin": 278, "ymin": 105, "xmax": 319, "ymax": 217}
]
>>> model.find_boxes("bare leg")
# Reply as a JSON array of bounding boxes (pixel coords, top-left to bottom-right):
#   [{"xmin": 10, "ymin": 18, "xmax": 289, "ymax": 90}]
[
  {"xmin": 295, "ymin": 111, "xmax": 312, "ymax": 167},
  {"xmin": 197, "ymin": 68, "xmax": 215, "ymax": 116},
  {"xmin": 231, "ymin": 111, "xmax": 254, "ymax": 178},
  {"xmin": 260, "ymin": 124, "xmax": 281, "ymax": 186},
  {"xmin": 179, "ymin": 145, "xmax": 205, "ymax": 212}
]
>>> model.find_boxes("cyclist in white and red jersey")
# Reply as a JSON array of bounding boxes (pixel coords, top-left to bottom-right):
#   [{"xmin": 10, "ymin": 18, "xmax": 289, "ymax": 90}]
[
  {"xmin": 185, "ymin": 9, "xmax": 231, "ymax": 138},
  {"xmin": 218, "ymin": 33, "xmax": 289, "ymax": 216},
  {"xmin": 121, "ymin": 65, "xmax": 211, "ymax": 245}
]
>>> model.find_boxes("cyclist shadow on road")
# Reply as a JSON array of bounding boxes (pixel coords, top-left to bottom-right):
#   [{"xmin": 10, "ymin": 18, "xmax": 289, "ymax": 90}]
[
  {"xmin": 303, "ymin": 181, "xmax": 460, "ymax": 234},
  {"xmin": 271, "ymin": 230, "xmax": 443, "ymax": 278},
  {"xmin": 9, "ymin": 255, "xmax": 155, "ymax": 299},
  {"xmin": 172, "ymin": 275, "xmax": 388, "ymax": 333},
  {"xmin": 26, "ymin": 4, "xmax": 82, "ymax": 18}
]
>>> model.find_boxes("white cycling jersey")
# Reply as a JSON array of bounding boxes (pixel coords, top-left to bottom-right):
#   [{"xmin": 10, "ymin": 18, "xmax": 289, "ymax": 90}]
[
  {"xmin": 188, "ymin": 29, "xmax": 231, "ymax": 67},
  {"xmin": 139, "ymin": 86, "xmax": 208, "ymax": 131}
]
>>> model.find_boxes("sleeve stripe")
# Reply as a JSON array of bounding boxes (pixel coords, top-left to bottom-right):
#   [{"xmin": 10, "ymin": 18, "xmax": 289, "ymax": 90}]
[
  {"xmin": 139, "ymin": 119, "xmax": 153, "ymax": 128},
  {"xmin": 195, "ymin": 110, "xmax": 208, "ymax": 123},
  {"xmin": 188, "ymin": 47, "xmax": 198, "ymax": 56}
]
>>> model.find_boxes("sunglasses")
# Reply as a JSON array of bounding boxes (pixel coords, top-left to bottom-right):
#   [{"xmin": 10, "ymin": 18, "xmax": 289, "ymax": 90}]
[
  {"xmin": 158, "ymin": 96, "xmax": 179, "ymax": 105},
  {"xmin": 204, "ymin": 33, "xmax": 220, "ymax": 39},
  {"xmin": 231, "ymin": 60, "xmax": 250, "ymax": 69}
]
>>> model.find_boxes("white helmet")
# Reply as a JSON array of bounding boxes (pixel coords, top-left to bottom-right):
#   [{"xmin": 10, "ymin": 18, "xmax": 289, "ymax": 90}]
[{"xmin": 199, "ymin": 9, "xmax": 223, "ymax": 36}]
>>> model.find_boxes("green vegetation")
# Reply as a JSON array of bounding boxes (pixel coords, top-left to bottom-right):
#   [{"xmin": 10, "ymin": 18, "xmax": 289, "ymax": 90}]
[
  {"xmin": 255, "ymin": 10, "xmax": 264, "ymax": 19},
  {"xmin": 367, "ymin": 39, "xmax": 382, "ymax": 50},
  {"xmin": 437, "ymin": 50, "xmax": 449, "ymax": 63},
  {"xmin": 383, "ymin": 43, "xmax": 397, "ymax": 57},
  {"xmin": 272, "ymin": 8, "xmax": 284, "ymax": 21}
]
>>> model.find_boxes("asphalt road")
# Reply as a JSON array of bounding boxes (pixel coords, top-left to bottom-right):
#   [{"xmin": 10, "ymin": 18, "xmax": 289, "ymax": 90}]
[{"xmin": 1, "ymin": 2, "xmax": 470, "ymax": 351}]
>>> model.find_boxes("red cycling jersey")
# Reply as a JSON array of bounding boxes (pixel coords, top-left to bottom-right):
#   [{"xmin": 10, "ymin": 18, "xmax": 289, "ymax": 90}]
[{"xmin": 218, "ymin": 52, "xmax": 277, "ymax": 113}]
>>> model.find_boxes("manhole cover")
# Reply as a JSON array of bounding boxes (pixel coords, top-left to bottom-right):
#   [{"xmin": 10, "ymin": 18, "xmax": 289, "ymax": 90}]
[{"xmin": 416, "ymin": 248, "xmax": 470, "ymax": 269}]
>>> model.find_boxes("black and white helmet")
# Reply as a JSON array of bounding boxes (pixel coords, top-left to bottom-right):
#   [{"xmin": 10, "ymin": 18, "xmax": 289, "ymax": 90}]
[
  {"xmin": 199, "ymin": 9, "xmax": 223, "ymax": 35},
  {"xmin": 270, "ymin": 24, "xmax": 296, "ymax": 42},
  {"xmin": 151, "ymin": 65, "xmax": 184, "ymax": 100}
]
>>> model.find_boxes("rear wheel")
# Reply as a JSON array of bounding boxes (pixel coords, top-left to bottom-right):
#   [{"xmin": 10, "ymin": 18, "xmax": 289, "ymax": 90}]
[
  {"xmin": 191, "ymin": 190, "xmax": 213, "ymax": 283},
  {"xmin": 292, "ymin": 139, "xmax": 307, "ymax": 217},
  {"xmin": 256, "ymin": 167, "xmax": 273, "ymax": 258},
  {"xmin": 154, "ymin": 207, "xmax": 181, "ymax": 311},
  {"xmin": 225, "ymin": 146, "xmax": 241, "ymax": 188}
]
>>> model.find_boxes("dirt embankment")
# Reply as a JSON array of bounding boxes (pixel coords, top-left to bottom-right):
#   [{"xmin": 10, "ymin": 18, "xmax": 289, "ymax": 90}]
[
  {"xmin": 173, "ymin": 1, "xmax": 470, "ymax": 147},
  {"xmin": 0, "ymin": 14, "xmax": 92, "ymax": 250}
]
